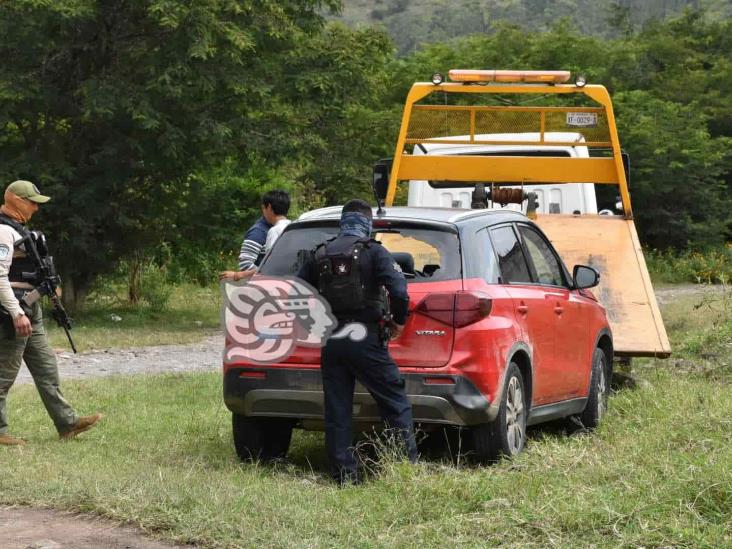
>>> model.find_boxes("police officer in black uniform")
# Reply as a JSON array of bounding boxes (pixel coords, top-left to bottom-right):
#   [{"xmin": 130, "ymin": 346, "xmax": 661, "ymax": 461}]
[{"xmin": 297, "ymin": 199, "xmax": 417, "ymax": 483}]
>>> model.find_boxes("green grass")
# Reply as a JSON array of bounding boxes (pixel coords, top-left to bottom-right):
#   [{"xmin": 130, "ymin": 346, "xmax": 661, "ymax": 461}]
[
  {"xmin": 642, "ymin": 287, "xmax": 732, "ymax": 379},
  {"xmin": 1, "ymin": 286, "xmax": 730, "ymax": 547},
  {"xmin": 45, "ymin": 283, "xmax": 222, "ymax": 352}
]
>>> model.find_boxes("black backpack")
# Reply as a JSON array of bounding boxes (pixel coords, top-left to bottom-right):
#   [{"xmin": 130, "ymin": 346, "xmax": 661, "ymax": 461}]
[{"xmin": 315, "ymin": 237, "xmax": 380, "ymax": 313}]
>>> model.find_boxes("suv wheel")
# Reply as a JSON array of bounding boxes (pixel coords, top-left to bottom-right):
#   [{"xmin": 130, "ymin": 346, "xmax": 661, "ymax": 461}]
[
  {"xmin": 471, "ymin": 363, "xmax": 527, "ymax": 462},
  {"xmin": 578, "ymin": 348, "xmax": 610, "ymax": 429},
  {"xmin": 232, "ymin": 414, "xmax": 294, "ymax": 462}
]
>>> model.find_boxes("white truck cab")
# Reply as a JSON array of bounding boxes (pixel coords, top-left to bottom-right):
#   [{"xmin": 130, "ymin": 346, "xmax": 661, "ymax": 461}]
[{"xmin": 407, "ymin": 132, "xmax": 598, "ymax": 215}]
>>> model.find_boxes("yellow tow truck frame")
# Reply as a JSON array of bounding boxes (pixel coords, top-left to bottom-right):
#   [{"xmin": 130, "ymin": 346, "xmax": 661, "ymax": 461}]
[{"xmin": 385, "ymin": 70, "xmax": 670, "ymax": 358}]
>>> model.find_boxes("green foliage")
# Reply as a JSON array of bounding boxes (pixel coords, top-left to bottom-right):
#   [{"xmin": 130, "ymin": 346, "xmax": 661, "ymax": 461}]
[
  {"xmin": 614, "ymin": 91, "xmax": 731, "ymax": 249},
  {"xmin": 138, "ymin": 262, "xmax": 174, "ymax": 311},
  {"xmin": 162, "ymin": 160, "xmax": 294, "ymax": 284},
  {"xmin": 337, "ymin": 0, "xmax": 731, "ymax": 55},
  {"xmin": 273, "ymin": 23, "xmax": 395, "ymax": 203},
  {"xmin": 647, "ymin": 247, "xmax": 732, "ymax": 285},
  {"xmin": 0, "ymin": 0, "xmax": 341, "ymax": 305},
  {"xmin": 608, "ymin": 10, "xmax": 732, "ymax": 139}
]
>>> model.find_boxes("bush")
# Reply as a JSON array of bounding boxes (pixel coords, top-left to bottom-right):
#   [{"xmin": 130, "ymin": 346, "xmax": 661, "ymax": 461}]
[
  {"xmin": 646, "ymin": 246, "xmax": 732, "ymax": 285},
  {"xmin": 139, "ymin": 262, "xmax": 174, "ymax": 311}
]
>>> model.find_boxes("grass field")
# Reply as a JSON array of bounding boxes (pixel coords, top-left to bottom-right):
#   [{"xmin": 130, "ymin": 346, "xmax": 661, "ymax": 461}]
[
  {"xmin": 45, "ymin": 282, "xmax": 222, "ymax": 352},
  {"xmin": 2, "ymin": 287, "xmax": 730, "ymax": 547}
]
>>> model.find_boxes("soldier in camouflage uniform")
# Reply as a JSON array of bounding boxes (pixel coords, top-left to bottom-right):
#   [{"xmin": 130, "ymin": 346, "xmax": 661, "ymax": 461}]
[{"xmin": 0, "ymin": 180, "xmax": 101, "ymax": 445}]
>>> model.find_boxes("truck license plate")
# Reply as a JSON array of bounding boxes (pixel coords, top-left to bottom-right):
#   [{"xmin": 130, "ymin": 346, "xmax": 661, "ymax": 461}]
[{"xmin": 566, "ymin": 112, "xmax": 598, "ymax": 127}]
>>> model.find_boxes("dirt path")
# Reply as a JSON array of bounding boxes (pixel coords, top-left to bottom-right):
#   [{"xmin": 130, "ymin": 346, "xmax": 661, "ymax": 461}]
[
  {"xmin": 653, "ymin": 283, "xmax": 728, "ymax": 305},
  {"xmin": 0, "ymin": 507, "xmax": 186, "ymax": 548},
  {"xmin": 16, "ymin": 334, "xmax": 223, "ymax": 385}
]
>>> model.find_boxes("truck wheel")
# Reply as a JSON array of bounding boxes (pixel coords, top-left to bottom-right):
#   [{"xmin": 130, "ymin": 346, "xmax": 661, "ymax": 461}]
[
  {"xmin": 578, "ymin": 348, "xmax": 610, "ymax": 429},
  {"xmin": 471, "ymin": 363, "xmax": 527, "ymax": 463},
  {"xmin": 232, "ymin": 414, "xmax": 294, "ymax": 462}
]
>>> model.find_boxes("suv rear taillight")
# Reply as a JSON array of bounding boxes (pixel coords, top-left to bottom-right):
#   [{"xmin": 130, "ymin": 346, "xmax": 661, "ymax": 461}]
[{"xmin": 415, "ymin": 291, "xmax": 492, "ymax": 328}]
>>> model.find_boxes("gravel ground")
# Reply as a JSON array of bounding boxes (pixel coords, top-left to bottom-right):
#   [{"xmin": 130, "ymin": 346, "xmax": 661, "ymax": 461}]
[
  {"xmin": 653, "ymin": 283, "xmax": 728, "ymax": 305},
  {"xmin": 16, "ymin": 334, "xmax": 223, "ymax": 385}
]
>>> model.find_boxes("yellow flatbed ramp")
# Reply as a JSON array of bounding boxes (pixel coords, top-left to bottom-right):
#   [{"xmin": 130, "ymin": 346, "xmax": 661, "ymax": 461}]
[{"xmin": 537, "ymin": 214, "xmax": 670, "ymax": 357}]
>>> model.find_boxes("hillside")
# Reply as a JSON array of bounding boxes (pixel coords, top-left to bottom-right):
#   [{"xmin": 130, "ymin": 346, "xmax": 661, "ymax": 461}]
[{"xmin": 336, "ymin": 0, "xmax": 731, "ymax": 53}]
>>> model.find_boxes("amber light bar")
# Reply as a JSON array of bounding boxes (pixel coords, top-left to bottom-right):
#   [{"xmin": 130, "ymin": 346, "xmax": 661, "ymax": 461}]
[{"xmin": 448, "ymin": 69, "xmax": 571, "ymax": 84}]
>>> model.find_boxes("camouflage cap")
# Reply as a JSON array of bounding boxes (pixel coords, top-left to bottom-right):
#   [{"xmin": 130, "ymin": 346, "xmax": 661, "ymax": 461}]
[{"xmin": 6, "ymin": 180, "xmax": 50, "ymax": 203}]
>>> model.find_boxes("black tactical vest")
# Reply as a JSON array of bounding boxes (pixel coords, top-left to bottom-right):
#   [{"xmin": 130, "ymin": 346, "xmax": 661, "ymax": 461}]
[
  {"xmin": 0, "ymin": 214, "xmax": 41, "ymax": 285},
  {"xmin": 315, "ymin": 237, "xmax": 382, "ymax": 314}
]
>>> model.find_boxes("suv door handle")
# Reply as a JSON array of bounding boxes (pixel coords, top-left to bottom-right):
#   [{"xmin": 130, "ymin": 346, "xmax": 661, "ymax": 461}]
[
  {"xmin": 517, "ymin": 303, "xmax": 529, "ymax": 314},
  {"xmin": 554, "ymin": 306, "xmax": 564, "ymax": 315}
]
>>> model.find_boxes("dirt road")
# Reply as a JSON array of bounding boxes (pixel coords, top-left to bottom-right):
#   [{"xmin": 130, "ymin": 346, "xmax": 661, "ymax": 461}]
[
  {"xmin": 16, "ymin": 334, "xmax": 223, "ymax": 385},
  {"xmin": 653, "ymin": 283, "xmax": 727, "ymax": 305},
  {"xmin": 0, "ymin": 507, "xmax": 186, "ymax": 549}
]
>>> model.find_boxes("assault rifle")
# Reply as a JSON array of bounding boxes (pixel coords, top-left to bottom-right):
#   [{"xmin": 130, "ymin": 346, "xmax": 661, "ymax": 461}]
[{"xmin": 15, "ymin": 232, "xmax": 77, "ymax": 354}]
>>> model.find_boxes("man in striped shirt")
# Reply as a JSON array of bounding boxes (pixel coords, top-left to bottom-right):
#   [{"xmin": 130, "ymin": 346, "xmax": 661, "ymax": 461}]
[{"xmin": 220, "ymin": 190, "xmax": 290, "ymax": 282}]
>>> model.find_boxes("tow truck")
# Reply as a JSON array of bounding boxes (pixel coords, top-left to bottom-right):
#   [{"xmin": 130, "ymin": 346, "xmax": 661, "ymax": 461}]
[
  {"xmin": 222, "ymin": 70, "xmax": 671, "ymax": 464},
  {"xmin": 374, "ymin": 69, "xmax": 670, "ymax": 360}
]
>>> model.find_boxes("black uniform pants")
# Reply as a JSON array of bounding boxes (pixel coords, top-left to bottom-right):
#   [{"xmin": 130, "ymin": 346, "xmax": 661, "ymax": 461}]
[{"xmin": 321, "ymin": 329, "xmax": 417, "ymax": 480}]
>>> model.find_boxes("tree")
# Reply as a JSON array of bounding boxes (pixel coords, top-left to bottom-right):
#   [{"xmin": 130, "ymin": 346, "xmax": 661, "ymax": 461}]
[
  {"xmin": 614, "ymin": 91, "xmax": 731, "ymax": 249},
  {"xmin": 276, "ymin": 23, "xmax": 395, "ymax": 203},
  {"xmin": 0, "ymin": 0, "xmax": 340, "ymax": 308},
  {"xmin": 334, "ymin": 0, "xmax": 723, "ymax": 54}
]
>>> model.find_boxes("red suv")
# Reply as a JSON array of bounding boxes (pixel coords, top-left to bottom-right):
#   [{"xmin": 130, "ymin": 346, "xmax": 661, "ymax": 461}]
[{"xmin": 223, "ymin": 206, "xmax": 612, "ymax": 462}]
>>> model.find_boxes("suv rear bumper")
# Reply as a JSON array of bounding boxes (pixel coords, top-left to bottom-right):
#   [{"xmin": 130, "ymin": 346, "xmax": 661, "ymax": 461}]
[{"xmin": 224, "ymin": 367, "xmax": 496, "ymax": 427}]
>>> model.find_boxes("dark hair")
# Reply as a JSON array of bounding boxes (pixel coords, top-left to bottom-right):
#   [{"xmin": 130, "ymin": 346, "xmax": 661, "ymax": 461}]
[
  {"xmin": 342, "ymin": 198, "xmax": 373, "ymax": 219},
  {"xmin": 262, "ymin": 190, "xmax": 290, "ymax": 216}
]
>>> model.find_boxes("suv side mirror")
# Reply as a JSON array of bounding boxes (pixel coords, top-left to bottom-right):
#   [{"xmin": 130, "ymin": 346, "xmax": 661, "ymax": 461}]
[
  {"xmin": 573, "ymin": 265, "xmax": 600, "ymax": 289},
  {"xmin": 372, "ymin": 158, "xmax": 392, "ymax": 204}
]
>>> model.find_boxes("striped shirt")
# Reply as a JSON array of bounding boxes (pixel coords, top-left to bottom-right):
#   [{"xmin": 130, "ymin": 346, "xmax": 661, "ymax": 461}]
[{"xmin": 238, "ymin": 217, "xmax": 271, "ymax": 271}]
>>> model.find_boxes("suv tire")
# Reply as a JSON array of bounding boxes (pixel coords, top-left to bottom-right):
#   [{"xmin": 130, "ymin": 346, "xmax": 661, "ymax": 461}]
[
  {"xmin": 578, "ymin": 348, "xmax": 610, "ymax": 429},
  {"xmin": 232, "ymin": 414, "xmax": 294, "ymax": 462},
  {"xmin": 471, "ymin": 362, "xmax": 527, "ymax": 462}
]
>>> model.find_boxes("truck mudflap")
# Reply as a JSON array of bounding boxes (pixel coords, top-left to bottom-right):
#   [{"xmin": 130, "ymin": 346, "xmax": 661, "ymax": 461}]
[{"xmin": 536, "ymin": 213, "xmax": 670, "ymax": 358}]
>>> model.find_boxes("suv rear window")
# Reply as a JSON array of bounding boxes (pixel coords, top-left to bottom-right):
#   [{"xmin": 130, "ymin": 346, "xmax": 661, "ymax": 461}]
[{"xmin": 258, "ymin": 222, "xmax": 461, "ymax": 283}]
